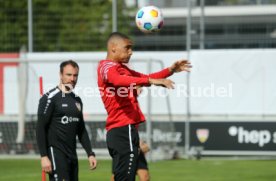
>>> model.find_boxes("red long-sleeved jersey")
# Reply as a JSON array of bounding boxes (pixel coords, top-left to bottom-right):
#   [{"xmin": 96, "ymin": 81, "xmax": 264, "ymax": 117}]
[{"xmin": 97, "ymin": 60, "xmax": 172, "ymax": 131}]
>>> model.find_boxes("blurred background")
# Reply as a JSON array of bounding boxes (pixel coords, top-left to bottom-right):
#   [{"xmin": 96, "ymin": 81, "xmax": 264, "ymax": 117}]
[
  {"xmin": 0, "ymin": 0, "xmax": 276, "ymax": 162},
  {"xmin": 1, "ymin": 0, "xmax": 276, "ymax": 52}
]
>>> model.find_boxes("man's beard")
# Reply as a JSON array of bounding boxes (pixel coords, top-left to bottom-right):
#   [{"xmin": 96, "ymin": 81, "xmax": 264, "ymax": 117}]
[{"xmin": 63, "ymin": 82, "xmax": 75, "ymax": 91}]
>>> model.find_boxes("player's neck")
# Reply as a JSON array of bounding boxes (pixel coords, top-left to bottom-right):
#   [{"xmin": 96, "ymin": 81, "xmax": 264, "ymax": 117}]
[{"xmin": 106, "ymin": 54, "xmax": 120, "ymax": 63}]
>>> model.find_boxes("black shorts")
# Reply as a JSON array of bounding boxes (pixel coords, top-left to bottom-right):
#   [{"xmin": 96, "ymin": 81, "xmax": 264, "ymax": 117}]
[
  {"xmin": 107, "ymin": 124, "xmax": 140, "ymax": 181},
  {"xmin": 112, "ymin": 151, "xmax": 148, "ymax": 173},
  {"xmin": 48, "ymin": 146, "xmax": 78, "ymax": 181}
]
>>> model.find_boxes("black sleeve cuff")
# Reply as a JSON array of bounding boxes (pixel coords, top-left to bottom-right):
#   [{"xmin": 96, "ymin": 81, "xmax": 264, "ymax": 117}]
[{"xmin": 88, "ymin": 151, "xmax": 96, "ymax": 157}]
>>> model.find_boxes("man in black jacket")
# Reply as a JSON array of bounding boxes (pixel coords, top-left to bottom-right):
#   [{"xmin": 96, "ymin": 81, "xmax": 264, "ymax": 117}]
[{"xmin": 36, "ymin": 60, "xmax": 97, "ymax": 181}]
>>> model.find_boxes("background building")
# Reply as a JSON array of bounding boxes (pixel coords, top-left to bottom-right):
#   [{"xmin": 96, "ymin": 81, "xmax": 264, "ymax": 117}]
[{"xmin": 129, "ymin": 0, "xmax": 276, "ymax": 50}]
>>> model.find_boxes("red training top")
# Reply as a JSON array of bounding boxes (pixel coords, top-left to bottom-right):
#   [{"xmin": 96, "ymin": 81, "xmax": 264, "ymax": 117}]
[{"xmin": 97, "ymin": 60, "xmax": 172, "ymax": 131}]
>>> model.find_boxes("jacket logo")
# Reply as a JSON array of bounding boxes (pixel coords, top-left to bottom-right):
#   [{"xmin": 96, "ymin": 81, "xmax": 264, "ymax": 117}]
[
  {"xmin": 75, "ymin": 102, "xmax": 81, "ymax": 111},
  {"xmin": 61, "ymin": 116, "xmax": 79, "ymax": 124},
  {"xmin": 196, "ymin": 129, "xmax": 209, "ymax": 143}
]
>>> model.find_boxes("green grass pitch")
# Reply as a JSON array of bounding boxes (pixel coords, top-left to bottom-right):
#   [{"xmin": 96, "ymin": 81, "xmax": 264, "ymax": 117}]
[{"xmin": 0, "ymin": 158, "xmax": 276, "ymax": 181}]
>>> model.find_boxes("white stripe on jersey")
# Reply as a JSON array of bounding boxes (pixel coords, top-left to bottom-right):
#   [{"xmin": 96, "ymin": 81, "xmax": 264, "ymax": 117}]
[
  {"xmin": 100, "ymin": 62, "xmax": 116, "ymax": 81},
  {"xmin": 43, "ymin": 88, "xmax": 60, "ymax": 114},
  {"xmin": 47, "ymin": 88, "xmax": 60, "ymax": 99}
]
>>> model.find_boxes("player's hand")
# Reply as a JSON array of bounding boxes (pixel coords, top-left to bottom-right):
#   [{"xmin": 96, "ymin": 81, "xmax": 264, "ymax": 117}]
[
  {"xmin": 169, "ymin": 60, "xmax": 192, "ymax": 73},
  {"xmin": 88, "ymin": 155, "xmax": 97, "ymax": 170},
  {"xmin": 149, "ymin": 78, "xmax": 175, "ymax": 89},
  {"xmin": 140, "ymin": 140, "xmax": 150, "ymax": 153},
  {"xmin": 41, "ymin": 156, "xmax": 52, "ymax": 173}
]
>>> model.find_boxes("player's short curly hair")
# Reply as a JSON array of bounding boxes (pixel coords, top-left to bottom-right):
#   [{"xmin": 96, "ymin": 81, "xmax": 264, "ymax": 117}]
[{"xmin": 60, "ymin": 60, "xmax": 79, "ymax": 73}]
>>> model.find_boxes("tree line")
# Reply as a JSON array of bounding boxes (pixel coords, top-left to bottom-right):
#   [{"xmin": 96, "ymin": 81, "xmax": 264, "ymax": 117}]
[{"xmin": 0, "ymin": 0, "xmax": 132, "ymax": 52}]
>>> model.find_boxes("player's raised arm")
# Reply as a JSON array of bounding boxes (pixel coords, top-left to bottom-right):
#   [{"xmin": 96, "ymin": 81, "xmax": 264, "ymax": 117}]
[
  {"xmin": 169, "ymin": 60, "xmax": 192, "ymax": 73},
  {"xmin": 106, "ymin": 66, "xmax": 150, "ymax": 87},
  {"xmin": 149, "ymin": 78, "xmax": 175, "ymax": 89}
]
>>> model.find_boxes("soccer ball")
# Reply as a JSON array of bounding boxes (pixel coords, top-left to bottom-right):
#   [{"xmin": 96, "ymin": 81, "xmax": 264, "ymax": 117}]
[{"xmin": 135, "ymin": 6, "xmax": 164, "ymax": 33}]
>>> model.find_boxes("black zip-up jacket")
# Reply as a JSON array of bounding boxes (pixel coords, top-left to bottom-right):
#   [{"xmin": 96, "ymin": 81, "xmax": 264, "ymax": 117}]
[{"xmin": 36, "ymin": 87, "xmax": 95, "ymax": 159}]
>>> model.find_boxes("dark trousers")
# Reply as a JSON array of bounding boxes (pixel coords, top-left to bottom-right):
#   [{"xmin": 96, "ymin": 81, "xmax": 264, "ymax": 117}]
[
  {"xmin": 48, "ymin": 146, "xmax": 78, "ymax": 181},
  {"xmin": 107, "ymin": 124, "xmax": 140, "ymax": 181}
]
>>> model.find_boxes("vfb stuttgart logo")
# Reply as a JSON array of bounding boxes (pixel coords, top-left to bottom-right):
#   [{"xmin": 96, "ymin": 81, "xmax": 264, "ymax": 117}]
[{"xmin": 196, "ymin": 129, "xmax": 209, "ymax": 143}]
